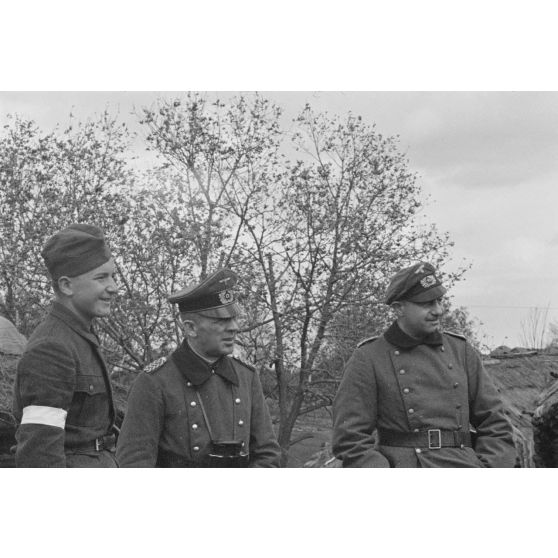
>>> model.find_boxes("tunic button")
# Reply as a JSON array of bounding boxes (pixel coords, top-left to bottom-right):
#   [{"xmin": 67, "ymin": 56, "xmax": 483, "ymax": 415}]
[
  {"xmin": 192, "ymin": 424, "xmax": 199, "ymax": 430},
  {"xmin": 238, "ymin": 420, "xmax": 244, "ymax": 426},
  {"xmin": 394, "ymin": 350, "xmax": 400, "ymax": 356},
  {"xmin": 186, "ymin": 382, "xmax": 192, "ymax": 387},
  {"xmin": 399, "ymin": 369, "xmax": 406, "ymax": 375},
  {"xmin": 89, "ymin": 385, "xmax": 94, "ymax": 392},
  {"xmin": 408, "ymin": 408, "xmax": 415, "ymax": 414},
  {"xmin": 193, "ymin": 446, "xmax": 200, "ymax": 452},
  {"xmin": 403, "ymin": 388, "xmax": 410, "ymax": 394},
  {"xmin": 190, "ymin": 401, "xmax": 197, "ymax": 407},
  {"xmin": 448, "ymin": 363, "xmax": 453, "ymax": 369},
  {"xmin": 441, "ymin": 346, "xmax": 445, "ymax": 352},
  {"xmin": 235, "ymin": 398, "xmax": 241, "ymax": 404},
  {"xmin": 454, "ymin": 382, "xmax": 459, "ymax": 388},
  {"xmin": 413, "ymin": 428, "xmax": 419, "ymax": 433},
  {"xmin": 415, "ymin": 448, "xmax": 422, "ymax": 454}
]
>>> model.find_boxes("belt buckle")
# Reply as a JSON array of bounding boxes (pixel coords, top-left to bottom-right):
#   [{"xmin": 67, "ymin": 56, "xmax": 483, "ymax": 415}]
[
  {"xmin": 95, "ymin": 438, "xmax": 103, "ymax": 451},
  {"xmin": 428, "ymin": 429, "xmax": 442, "ymax": 450}
]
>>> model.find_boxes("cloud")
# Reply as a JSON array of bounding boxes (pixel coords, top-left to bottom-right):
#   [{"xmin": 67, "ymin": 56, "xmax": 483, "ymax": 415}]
[
  {"xmin": 398, "ymin": 92, "xmax": 558, "ymax": 190},
  {"xmin": 2, "ymin": 90, "xmax": 557, "ymax": 347}
]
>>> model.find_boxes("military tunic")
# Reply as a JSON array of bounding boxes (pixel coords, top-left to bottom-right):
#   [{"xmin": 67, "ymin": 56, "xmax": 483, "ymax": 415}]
[
  {"xmin": 13, "ymin": 302, "xmax": 117, "ymax": 467},
  {"xmin": 116, "ymin": 340, "xmax": 281, "ymax": 467},
  {"xmin": 332, "ymin": 322, "xmax": 516, "ymax": 467}
]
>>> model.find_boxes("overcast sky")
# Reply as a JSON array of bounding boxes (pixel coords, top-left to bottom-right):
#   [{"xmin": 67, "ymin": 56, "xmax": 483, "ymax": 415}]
[{"xmin": 1, "ymin": 91, "xmax": 557, "ymax": 348}]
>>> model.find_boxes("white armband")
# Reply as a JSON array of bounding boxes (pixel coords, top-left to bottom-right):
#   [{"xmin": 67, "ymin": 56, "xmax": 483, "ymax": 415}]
[{"xmin": 21, "ymin": 405, "xmax": 67, "ymax": 429}]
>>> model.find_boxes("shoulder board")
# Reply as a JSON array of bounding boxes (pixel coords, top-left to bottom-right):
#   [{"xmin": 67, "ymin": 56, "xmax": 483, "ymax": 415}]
[
  {"xmin": 357, "ymin": 336, "xmax": 380, "ymax": 348},
  {"xmin": 231, "ymin": 355, "xmax": 255, "ymax": 372},
  {"xmin": 144, "ymin": 356, "xmax": 167, "ymax": 374},
  {"xmin": 444, "ymin": 330, "xmax": 466, "ymax": 341}
]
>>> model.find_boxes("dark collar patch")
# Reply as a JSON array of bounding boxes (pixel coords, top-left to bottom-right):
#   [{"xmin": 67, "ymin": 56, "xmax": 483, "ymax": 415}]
[
  {"xmin": 384, "ymin": 321, "xmax": 443, "ymax": 349},
  {"xmin": 171, "ymin": 340, "xmax": 239, "ymax": 386}
]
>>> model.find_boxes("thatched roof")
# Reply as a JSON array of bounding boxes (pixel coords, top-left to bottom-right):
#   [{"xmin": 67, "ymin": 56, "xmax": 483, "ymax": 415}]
[{"xmin": 0, "ymin": 317, "xmax": 26, "ymax": 357}]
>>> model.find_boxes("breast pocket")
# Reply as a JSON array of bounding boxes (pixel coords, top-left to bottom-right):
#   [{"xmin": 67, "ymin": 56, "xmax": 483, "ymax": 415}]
[{"xmin": 66, "ymin": 375, "xmax": 108, "ymax": 427}]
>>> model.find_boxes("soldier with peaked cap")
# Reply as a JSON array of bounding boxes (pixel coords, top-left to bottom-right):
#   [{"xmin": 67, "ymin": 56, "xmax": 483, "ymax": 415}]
[
  {"xmin": 332, "ymin": 262, "xmax": 516, "ymax": 468},
  {"xmin": 13, "ymin": 224, "xmax": 118, "ymax": 467},
  {"xmin": 116, "ymin": 269, "xmax": 281, "ymax": 467}
]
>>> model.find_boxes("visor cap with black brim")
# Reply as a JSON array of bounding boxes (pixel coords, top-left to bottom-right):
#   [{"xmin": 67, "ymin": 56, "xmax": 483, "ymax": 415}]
[
  {"xmin": 168, "ymin": 269, "xmax": 241, "ymax": 319},
  {"xmin": 384, "ymin": 262, "xmax": 447, "ymax": 305}
]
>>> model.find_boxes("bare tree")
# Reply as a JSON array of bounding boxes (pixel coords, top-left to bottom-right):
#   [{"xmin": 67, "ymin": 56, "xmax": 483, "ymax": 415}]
[{"xmin": 520, "ymin": 306, "xmax": 550, "ymax": 350}]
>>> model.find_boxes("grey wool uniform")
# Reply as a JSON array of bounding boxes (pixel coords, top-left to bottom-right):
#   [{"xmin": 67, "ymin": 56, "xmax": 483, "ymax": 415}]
[
  {"xmin": 116, "ymin": 340, "xmax": 281, "ymax": 467},
  {"xmin": 116, "ymin": 268, "xmax": 281, "ymax": 467},
  {"xmin": 332, "ymin": 322, "xmax": 516, "ymax": 467},
  {"xmin": 12, "ymin": 224, "xmax": 118, "ymax": 467},
  {"xmin": 13, "ymin": 302, "xmax": 117, "ymax": 467},
  {"xmin": 332, "ymin": 261, "xmax": 516, "ymax": 468}
]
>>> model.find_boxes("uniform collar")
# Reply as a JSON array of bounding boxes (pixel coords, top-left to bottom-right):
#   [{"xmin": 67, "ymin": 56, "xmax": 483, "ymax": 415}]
[
  {"xmin": 384, "ymin": 320, "xmax": 443, "ymax": 349},
  {"xmin": 171, "ymin": 340, "xmax": 239, "ymax": 387},
  {"xmin": 50, "ymin": 301, "xmax": 100, "ymax": 346}
]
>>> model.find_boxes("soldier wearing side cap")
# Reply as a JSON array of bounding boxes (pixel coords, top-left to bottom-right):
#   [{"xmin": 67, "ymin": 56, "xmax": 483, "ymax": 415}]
[
  {"xmin": 13, "ymin": 224, "xmax": 119, "ymax": 467},
  {"xmin": 116, "ymin": 269, "xmax": 281, "ymax": 467},
  {"xmin": 332, "ymin": 262, "xmax": 516, "ymax": 468}
]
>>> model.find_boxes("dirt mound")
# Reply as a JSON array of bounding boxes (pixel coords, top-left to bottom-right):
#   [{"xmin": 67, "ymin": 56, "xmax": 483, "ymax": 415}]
[
  {"xmin": 469, "ymin": 355, "xmax": 556, "ymax": 467},
  {"xmin": 531, "ymin": 377, "xmax": 558, "ymax": 467},
  {"xmin": 487, "ymin": 354, "xmax": 557, "ymax": 416}
]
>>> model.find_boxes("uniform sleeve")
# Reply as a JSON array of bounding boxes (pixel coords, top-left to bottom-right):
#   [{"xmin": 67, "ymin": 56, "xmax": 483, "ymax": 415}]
[
  {"xmin": 466, "ymin": 343, "xmax": 517, "ymax": 468},
  {"xmin": 14, "ymin": 341, "xmax": 76, "ymax": 468},
  {"xmin": 248, "ymin": 371, "xmax": 281, "ymax": 467},
  {"xmin": 116, "ymin": 373, "xmax": 164, "ymax": 467},
  {"xmin": 332, "ymin": 348, "xmax": 390, "ymax": 467}
]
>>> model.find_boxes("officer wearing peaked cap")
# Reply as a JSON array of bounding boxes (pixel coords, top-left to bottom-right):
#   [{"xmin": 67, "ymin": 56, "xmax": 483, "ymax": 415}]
[
  {"xmin": 13, "ymin": 224, "xmax": 118, "ymax": 467},
  {"xmin": 332, "ymin": 262, "xmax": 516, "ymax": 467},
  {"xmin": 168, "ymin": 268, "xmax": 241, "ymax": 317},
  {"xmin": 116, "ymin": 269, "xmax": 281, "ymax": 467}
]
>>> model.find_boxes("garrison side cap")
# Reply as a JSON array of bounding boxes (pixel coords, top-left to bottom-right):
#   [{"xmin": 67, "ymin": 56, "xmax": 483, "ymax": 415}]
[
  {"xmin": 168, "ymin": 268, "xmax": 241, "ymax": 319},
  {"xmin": 384, "ymin": 261, "xmax": 447, "ymax": 305},
  {"xmin": 41, "ymin": 223, "xmax": 112, "ymax": 280}
]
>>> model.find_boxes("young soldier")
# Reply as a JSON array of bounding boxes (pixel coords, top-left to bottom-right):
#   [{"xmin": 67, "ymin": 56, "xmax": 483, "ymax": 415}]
[
  {"xmin": 116, "ymin": 269, "xmax": 281, "ymax": 467},
  {"xmin": 332, "ymin": 262, "xmax": 516, "ymax": 468},
  {"xmin": 13, "ymin": 224, "xmax": 118, "ymax": 467}
]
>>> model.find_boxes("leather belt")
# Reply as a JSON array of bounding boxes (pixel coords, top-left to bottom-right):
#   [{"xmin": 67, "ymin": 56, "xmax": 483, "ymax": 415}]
[
  {"xmin": 378, "ymin": 428, "xmax": 472, "ymax": 450},
  {"xmin": 156, "ymin": 448, "xmax": 250, "ymax": 468},
  {"xmin": 67, "ymin": 433, "xmax": 116, "ymax": 453}
]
